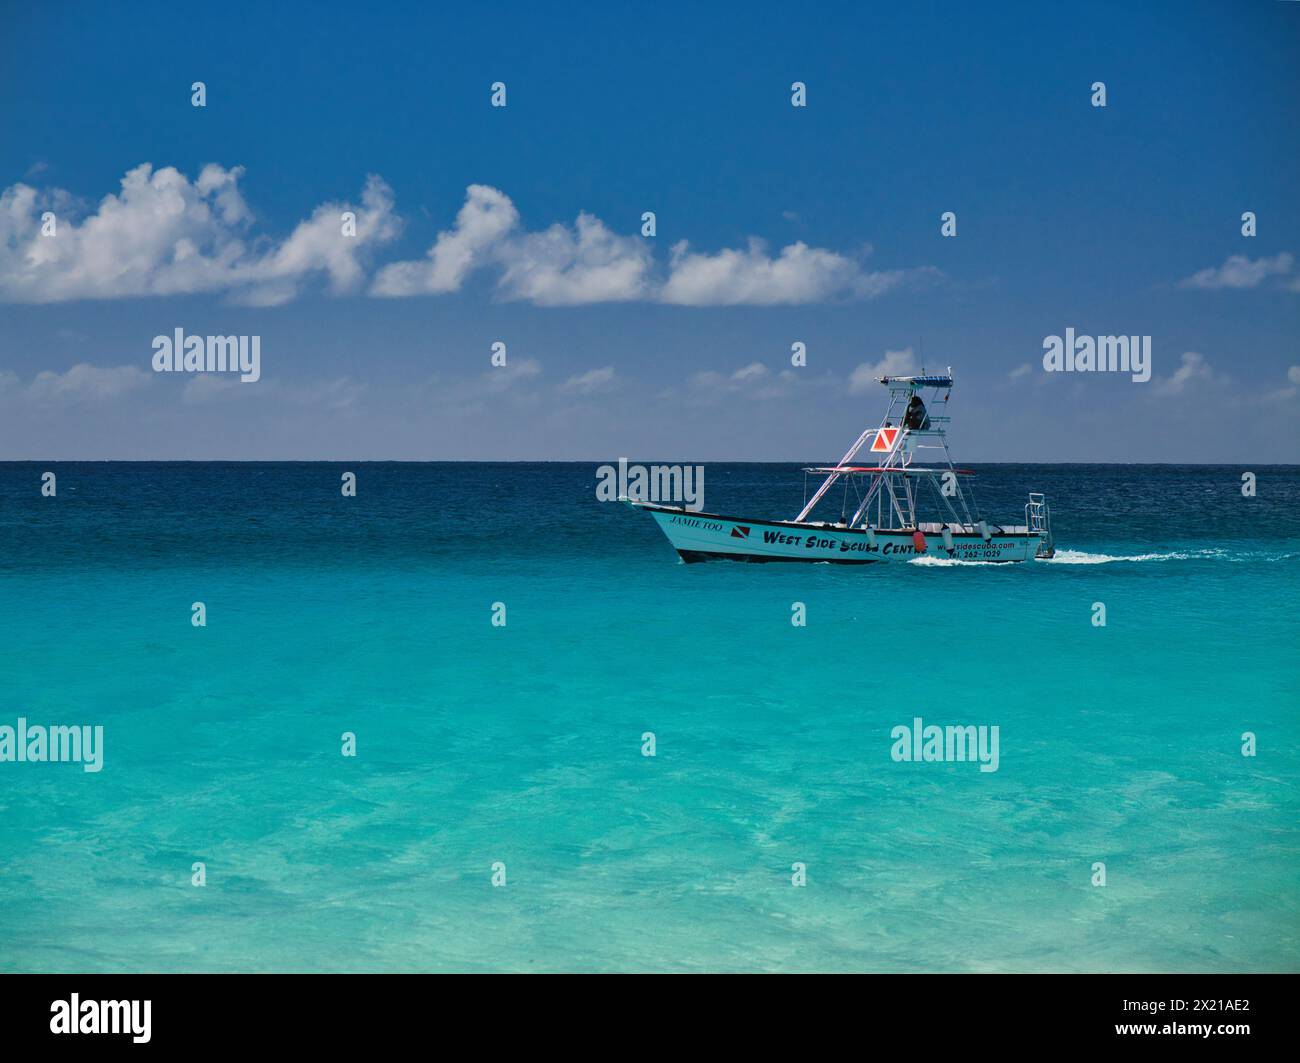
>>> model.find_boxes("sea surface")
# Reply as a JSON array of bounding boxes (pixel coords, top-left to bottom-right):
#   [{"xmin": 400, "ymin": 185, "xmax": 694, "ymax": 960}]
[{"xmin": 0, "ymin": 462, "xmax": 1297, "ymax": 972}]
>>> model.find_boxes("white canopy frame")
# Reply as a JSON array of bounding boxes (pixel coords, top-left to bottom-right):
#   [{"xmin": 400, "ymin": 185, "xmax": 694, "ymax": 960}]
[{"xmin": 795, "ymin": 369, "xmax": 980, "ymax": 532}]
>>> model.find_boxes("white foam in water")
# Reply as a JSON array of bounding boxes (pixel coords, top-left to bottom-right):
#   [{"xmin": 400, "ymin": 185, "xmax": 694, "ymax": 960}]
[
  {"xmin": 1043, "ymin": 548, "xmax": 1215, "ymax": 564},
  {"xmin": 908, "ymin": 547, "xmax": 1252, "ymax": 566}
]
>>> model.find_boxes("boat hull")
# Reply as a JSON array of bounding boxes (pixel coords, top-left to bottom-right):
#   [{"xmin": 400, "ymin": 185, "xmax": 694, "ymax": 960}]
[{"xmin": 631, "ymin": 501, "xmax": 1045, "ymax": 564}]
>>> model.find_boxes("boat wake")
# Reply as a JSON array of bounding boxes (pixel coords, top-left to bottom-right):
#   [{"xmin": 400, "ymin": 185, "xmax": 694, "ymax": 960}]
[
  {"xmin": 911, "ymin": 547, "xmax": 1256, "ymax": 566},
  {"xmin": 1041, "ymin": 548, "xmax": 1223, "ymax": 564}
]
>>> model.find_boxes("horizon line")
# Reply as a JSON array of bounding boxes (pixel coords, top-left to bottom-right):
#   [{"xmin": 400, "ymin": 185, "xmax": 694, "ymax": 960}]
[{"xmin": 3, "ymin": 459, "xmax": 1297, "ymax": 468}]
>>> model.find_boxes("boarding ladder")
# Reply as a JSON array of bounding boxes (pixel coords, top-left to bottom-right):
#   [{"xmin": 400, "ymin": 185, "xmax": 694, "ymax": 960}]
[{"xmin": 1025, "ymin": 493, "xmax": 1054, "ymax": 559}]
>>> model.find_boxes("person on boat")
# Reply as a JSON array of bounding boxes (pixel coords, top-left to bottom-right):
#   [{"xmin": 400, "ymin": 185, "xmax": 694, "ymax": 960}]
[{"xmin": 903, "ymin": 395, "xmax": 931, "ymax": 431}]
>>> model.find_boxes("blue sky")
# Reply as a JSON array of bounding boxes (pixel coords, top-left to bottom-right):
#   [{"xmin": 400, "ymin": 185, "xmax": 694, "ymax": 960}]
[{"xmin": 0, "ymin": 0, "xmax": 1297, "ymax": 460}]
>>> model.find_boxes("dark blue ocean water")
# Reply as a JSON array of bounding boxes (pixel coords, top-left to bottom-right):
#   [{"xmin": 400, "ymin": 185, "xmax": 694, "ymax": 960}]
[{"xmin": 1, "ymin": 462, "xmax": 1297, "ymax": 971}]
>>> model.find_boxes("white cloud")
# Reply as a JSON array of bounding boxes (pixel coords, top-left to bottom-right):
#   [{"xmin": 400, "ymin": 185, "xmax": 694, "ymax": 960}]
[
  {"xmin": 686, "ymin": 361, "xmax": 811, "ymax": 402},
  {"xmin": 848, "ymin": 349, "xmax": 917, "ymax": 394},
  {"xmin": 371, "ymin": 184, "xmax": 518, "ymax": 296},
  {"xmin": 374, "ymin": 185, "xmax": 652, "ymax": 305},
  {"xmin": 1009, "ymin": 363, "xmax": 1033, "ymax": 382},
  {"xmin": 181, "ymin": 374, "xmax": 244, "ymax": 404},
  {"xmin": 558, "ymin": 366, "xmax": 616, "ymax": 395},
  {"xmin": 375, "ymin": 186, "xmax": 931, "ymax": 307},
  {"xmin": 497, "ymin": 215, "xmax": 652, "ymax": 305},
  {"xmin": 1270, "ymin": 365, "xmax": 1300, "ymax": 401},
  {"xmin": 1153, "ymin": 351, "xmax": 1216, "ymax": 396},
  {"xmin": 421, "ymin": 358, "xmax": 543, "ymax": 408},
  {"xmin": 293, "ymin": 376, "xmax": 367, "ymax": 411},
  {"xmin": 26, "ymin": 363, "xmax": 151, "ymax": 403},
  {"xmin": 238, "ymin": 176, "xmax": 399, "ymax": 304},
  {"xmin": 1178, "ymin": 252, "xmax": 1294, "ymax": 290},
  {"xmin": 687, "ymin": 350, "xmax": 922, "ymax": 405},
  {"xmin": 1, "ymin": 171, "xmax": 938, "ymax": 308},
  {"xmin": 0, "ymin": 163, "xmax": 400, "ymax": 305},
  {"xmin": 484, "ymin": 357, "xmax": 541, "ymax": 392},
  {"xmin": 691, "ymin": 362, "xmax": 764, "ymax": 390},
  {"xmin": 730, "ymin": 362, "xmax": 768, "ymax": 383},
  {"xmin": 181, "ymin": 373, "xmax": 367, "ymax": 409},
  {"xmin": 660, "ymin": 238, "xmax": 931, "ymax": 306}
]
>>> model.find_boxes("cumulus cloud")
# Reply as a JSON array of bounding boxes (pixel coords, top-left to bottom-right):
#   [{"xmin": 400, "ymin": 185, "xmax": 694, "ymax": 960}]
[
  {"xmin": 239, "ymin": 177, "xmax": 399, "ymax": 304},
  {"xmin": 419, "ymin": 358, "xmax": 544, "ymax": 408},
  {"xmin": 1, "ymin": 170, "xmax": 937, "ymax": 307},
  {"xmin": 1153, "ymin": 351, "xmax": 1216, "ymax": 396},
  {"xmin": 558, "ymin": 366, "xmax": 616, "ymax": 395},
  {"xmin": 374, "ymin": 185, "xmax": 652, "ymax": 304},
  {"xmin": 0, "ymin": 163, "xmax": 400, "ymax": 304},
  {"xmin": 1271, "ymin": 365, "xmax": 1300, "ymax": 401},
  {"xmin": 374, "ymin": 185, "xmax": 931, "ymax": 307},
  {"xmin": 661, "ymin": 239, "xmax": 934, "ymax": 306},
  {"xmin": 180, "ymin": 373, "xmax": 367, "ymax": 409},
  {"xmin": 686, "ymin": 361, "xmax": 812, "ymax": 402},
  {"xmin": 295, "ymin": 376, "xmax": 367, "ymax": 412},
  {"xmin": 371, "ymin": 184, "xmax": 518, "ymax": 296},
  {"xmin": 848, "ymin": 348, "xmax": 918, "ymax": 394},
  {"xmin": 497, "ymin": 215, "xmax": 652, "ymax": 305},
  {"xmin": 180, "ymin": 374, "xmax": 248, "ymax": 405},
  {"xmin": 687, "ymin": 349, "xmax": 927, "ymax": 404},
  {"xmin": 25, "ymin": 363, "xmax": 151, "ymax": 403},
  {"xmin": 483, "ymin": 357, "xmax": 542, "ymax": 392},
  {"xmin": 1178, "ymin": 252, "xmax": 1294, "ymax": 290}
]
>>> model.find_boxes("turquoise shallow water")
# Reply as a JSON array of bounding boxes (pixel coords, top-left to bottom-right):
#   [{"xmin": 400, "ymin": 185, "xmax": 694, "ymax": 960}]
[{"xmin": 1, "ymin": 462, "xmax": 1297, "ymax": 972}]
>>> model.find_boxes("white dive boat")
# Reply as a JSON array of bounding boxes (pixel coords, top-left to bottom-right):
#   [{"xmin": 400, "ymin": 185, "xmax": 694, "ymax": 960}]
[{"xmin": 627, "ymin": 370, "xmax": 1054, "ymax": 564}]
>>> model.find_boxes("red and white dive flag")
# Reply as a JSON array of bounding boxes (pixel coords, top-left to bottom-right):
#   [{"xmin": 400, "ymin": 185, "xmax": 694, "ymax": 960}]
[{"xmin": 871, "ymin": 426, "xmax": 900, "ymax": 453}]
